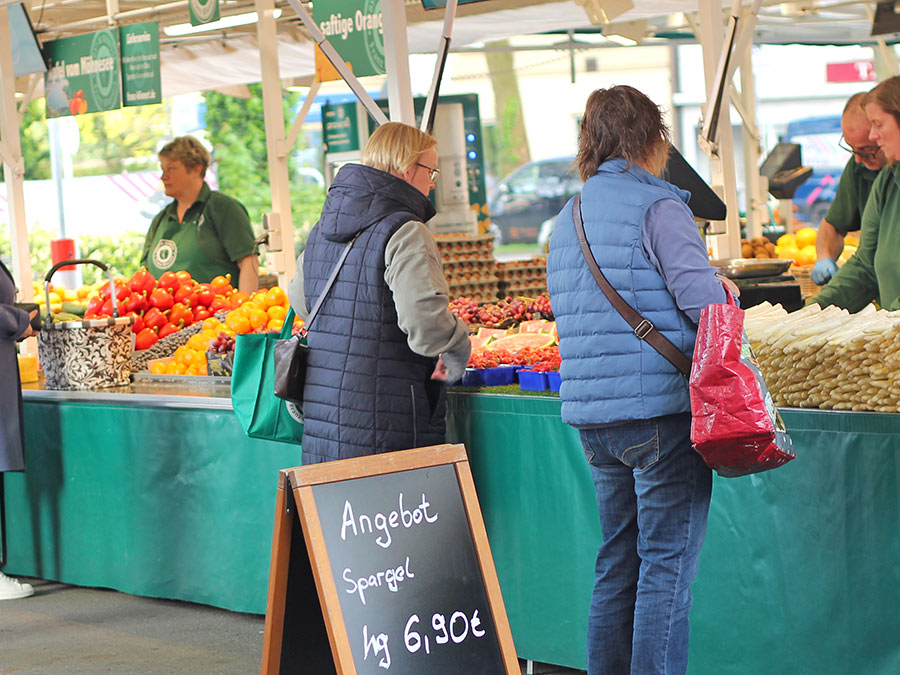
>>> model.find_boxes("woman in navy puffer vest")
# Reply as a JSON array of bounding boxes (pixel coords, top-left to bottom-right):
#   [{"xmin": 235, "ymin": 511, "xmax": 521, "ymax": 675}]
[
  {"xmin": 547, "ymin": 86, "xmax": 739, "ymax": 675},
  {"xmin": 288, "ymin": 122, "xmax": 471, "ymax": 464}
]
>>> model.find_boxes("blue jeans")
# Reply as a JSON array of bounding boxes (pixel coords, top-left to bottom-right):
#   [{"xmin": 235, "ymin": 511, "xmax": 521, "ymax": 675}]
[{"xmin": 580, "ymin": 413, "xmax": 712, "ymax": 675}]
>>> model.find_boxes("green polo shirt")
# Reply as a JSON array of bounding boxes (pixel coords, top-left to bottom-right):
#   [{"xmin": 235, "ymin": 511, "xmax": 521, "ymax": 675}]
[
  {"xmin": 812, "ymin": 163, "xmax": 900, "ymax": 312},
  {"xmin": 823, "ymin": 157, "xmax": 881, "ymax": 234},
  {"xmin": 140, "ymin": 182, "xmax": 255, "ymax": 285}
]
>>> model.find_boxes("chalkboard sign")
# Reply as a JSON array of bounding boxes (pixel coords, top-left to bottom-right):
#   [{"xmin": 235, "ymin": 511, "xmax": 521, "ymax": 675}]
[{"xmin": 261, "ymin": 444, "xmax": 518, "ymax": 674}]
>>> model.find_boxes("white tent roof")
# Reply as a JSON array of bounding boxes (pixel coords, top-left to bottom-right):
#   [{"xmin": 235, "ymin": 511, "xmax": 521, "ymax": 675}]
[{"xmin": 16, "ymin": 0, "xmax": 895, "ymax": 99}]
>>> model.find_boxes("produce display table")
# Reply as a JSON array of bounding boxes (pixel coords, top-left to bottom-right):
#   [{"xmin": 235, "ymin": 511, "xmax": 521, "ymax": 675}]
[{"xmin": 4, "ymin": 386, "xmax": 899, "ymax": 674}]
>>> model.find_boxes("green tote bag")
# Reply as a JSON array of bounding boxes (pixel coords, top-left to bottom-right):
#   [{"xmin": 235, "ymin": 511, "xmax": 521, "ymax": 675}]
[{"xmin": 231, "ymin": 308, "xmax": 305, "ymax": 444}]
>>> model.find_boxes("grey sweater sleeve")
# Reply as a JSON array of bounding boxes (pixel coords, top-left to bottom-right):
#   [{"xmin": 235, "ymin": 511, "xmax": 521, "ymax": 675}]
[
  {"xmin": 287, "ymin": 251, "xmax": 309, "ymax": 321},
  {"xmin": 384, "ymin": 221, "xmax": 471, "ymax": 383}
]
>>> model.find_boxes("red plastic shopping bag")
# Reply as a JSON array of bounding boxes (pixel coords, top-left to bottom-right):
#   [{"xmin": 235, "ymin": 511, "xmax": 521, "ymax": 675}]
[{"xmin": 689, "ymin": 293, "xmax": 795, "ymax": 477}]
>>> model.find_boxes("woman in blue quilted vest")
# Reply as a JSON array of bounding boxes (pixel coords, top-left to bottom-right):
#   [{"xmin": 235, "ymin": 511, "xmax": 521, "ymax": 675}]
[{"xmin": 547, "ymin": 86, "xmax": 738, "ymax": 675}]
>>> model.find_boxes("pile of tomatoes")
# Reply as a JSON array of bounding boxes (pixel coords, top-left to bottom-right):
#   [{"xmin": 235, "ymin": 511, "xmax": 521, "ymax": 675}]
[
  {"xmin": 85, "ymin": 268, "xmax": 295, "ymax": 351},
  {"xmin": 466, "ymin": 345, "xmax": 560, "ymax": 371}
]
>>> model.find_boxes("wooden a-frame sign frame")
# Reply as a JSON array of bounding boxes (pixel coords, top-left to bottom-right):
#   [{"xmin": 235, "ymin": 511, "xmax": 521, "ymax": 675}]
[{"xmin": 260, "ymin": 443, "xmax": 519, "ymax": 674}]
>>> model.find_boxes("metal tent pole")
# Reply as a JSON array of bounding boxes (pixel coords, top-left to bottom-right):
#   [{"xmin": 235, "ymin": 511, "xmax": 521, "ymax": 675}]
[
  {"xmin": 255, "ymin": 0, "xmax": 296, "ymax": 287},
  {"xmin": 697, "ymin": 0, "xmax": 744, "ymax": 259},
  {"xmin": 381, "ymin": 0, "xmax": 414, "ymax": 124}
]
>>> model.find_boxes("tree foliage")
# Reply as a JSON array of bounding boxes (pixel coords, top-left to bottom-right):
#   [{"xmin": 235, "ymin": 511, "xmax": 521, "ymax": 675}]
[
  {"xmin": 73, "ymin": 103, "xmax": 170, "ymax": 175},
  {"xmin": 203, "ymin": 85, "xmax": 325, "ymax": 249},
  {"xmin": 0, "ymin": 225, "xmax": 143, "ymax": 284},
  {"xmin": 17, "ymin": 100, "xmax": 168, "ymax": 178},
  {"xmin": 485, "ymin": 40, "xmax": 531, "ymax": 181},
  {"xmin": 20, "ymin": 100, "xmax": 51, "ymax": 180}
]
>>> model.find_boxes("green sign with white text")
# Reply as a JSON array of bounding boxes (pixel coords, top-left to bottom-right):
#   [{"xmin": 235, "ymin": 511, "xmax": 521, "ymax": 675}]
[
  {"xmin": 313, "ymin": 0, "xmax": 384, "ymax": 78},
  {"xmin": 43, "ymin": 29, "xmax": 121, "ymax": 118},
  {"xmin": 120, "ymin": 22, "xmax": 161, "ymax": 107},
  {"xmin": 322, "ymin": 102, "xmax": 361, "ymax": 153},
  {"xmin": 189, "ymin": 0, "xmax": 220, "ymax": 26}
]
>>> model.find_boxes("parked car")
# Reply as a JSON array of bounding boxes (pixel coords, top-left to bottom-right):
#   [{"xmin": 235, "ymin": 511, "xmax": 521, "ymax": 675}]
[
  {"xmin": 487, "ymin": 156, "xmax": 581, "ymax": 245},
  {"xmin": 782, "ymin": 115, "xmax": 844, "ymax": 224}
]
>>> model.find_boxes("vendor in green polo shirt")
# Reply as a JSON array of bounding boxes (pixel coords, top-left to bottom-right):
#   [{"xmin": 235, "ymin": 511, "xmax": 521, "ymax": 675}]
[
  {"xmin": 140, "ymin": 136, "xmax": 259, "ymax": 293},
  {"xmin": 811, "ymin": 77, "xmax": 900, "ymax": 312},
  {"xmin": 810, "ymin": 92, "xmax": 886, "ymax": 285}
]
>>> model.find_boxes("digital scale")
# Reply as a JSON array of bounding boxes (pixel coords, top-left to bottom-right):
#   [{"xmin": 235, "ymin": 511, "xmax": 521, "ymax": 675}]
[
  {"xmin": 711, "ymin": 258, "xmax": 804, "ymax": 312},
  {"xmin": 732, "ymin": 274, "xmax": 803, "ymax": 312}
]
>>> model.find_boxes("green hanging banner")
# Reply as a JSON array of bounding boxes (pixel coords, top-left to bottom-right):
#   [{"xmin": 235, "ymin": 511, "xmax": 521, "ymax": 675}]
[
  {"xmin": 189, "ymin": 0, "xmax": 220, "ymax": 27},
  {"xmin": 119, "ymin": 22, "xmax": 161, "ymax": 107},
  {"xmin": 43, "ymin": 29, "xmax": 121, "ymax": 118},
  {"xmin": 322, "ymin": 102, "xmax": 362, "ymax": 154},
  {"xmin": 313, "ymin": 0, "xmax": 385, "ymax": 78}
]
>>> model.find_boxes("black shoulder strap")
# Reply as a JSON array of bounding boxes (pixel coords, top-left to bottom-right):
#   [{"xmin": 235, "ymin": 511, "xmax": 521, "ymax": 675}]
[
  {"xmin": 572, "ymin": 194, "xmax": 692, "ymax": 377},
  {"xmin": 302, "ymin": 234, "xmax": 359, "ymax": 336}
]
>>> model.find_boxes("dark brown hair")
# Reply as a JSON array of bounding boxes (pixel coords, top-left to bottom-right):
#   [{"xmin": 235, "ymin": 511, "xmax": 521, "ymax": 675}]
[
  {"xmin": 864, "ymin": 76, "xmax": 900, "ymax": 129},
  {"xmin": 575, "ymin": 85, "xmax": 671, "ymax": 182}
]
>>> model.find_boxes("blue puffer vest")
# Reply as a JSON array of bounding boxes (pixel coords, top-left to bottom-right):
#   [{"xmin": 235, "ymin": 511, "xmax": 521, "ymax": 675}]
[
  {"xmin": 547, "ymin": 159, "xmax": 697, "ymax": 427},
  {"xmin": 301, "ymin": 163, "xmax": 444, "ymax": 464}
]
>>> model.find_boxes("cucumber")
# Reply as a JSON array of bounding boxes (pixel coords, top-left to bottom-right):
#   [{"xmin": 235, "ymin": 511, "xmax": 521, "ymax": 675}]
[{"xmin": 61, "ymin": 301, "xmax": 87, "ymax": 317}]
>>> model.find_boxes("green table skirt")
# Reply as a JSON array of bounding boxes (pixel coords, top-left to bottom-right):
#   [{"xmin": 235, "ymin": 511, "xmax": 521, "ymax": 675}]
[{"xmin": 5, "ymin": 394, "xmax": 900, "ymax": 674}]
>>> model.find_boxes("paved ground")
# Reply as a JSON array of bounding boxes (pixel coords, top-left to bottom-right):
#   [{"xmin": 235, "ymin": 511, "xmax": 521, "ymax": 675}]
[{"xmin": 1, "ymin": 578, "xmax": 585, "ymax": 674}]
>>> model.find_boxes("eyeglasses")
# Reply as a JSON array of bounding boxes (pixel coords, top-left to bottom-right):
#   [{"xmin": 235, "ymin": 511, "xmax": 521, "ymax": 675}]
[
  {"xmin": 416, "ymin": 162, "xmax": 440, "ymax": 181},
  {"xmin": 839, "ymin": 136, "xmax": 881, "ymax": 161}
]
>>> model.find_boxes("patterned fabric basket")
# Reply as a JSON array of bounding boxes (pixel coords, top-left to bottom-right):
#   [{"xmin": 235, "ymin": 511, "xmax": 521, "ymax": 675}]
[
  {"xmin": 37, "ymin": 257, "xmax": 134, "ymax": 390},
  {"xmin": 37, "ymin": 316, "xmax": 135, "ymax": 390}
]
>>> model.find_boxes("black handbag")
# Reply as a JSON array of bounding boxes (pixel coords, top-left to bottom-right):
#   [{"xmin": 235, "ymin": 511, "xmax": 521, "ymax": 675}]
[{"xmin": 273, "ymin": 237, "xmax": 357, "ymax": 404}]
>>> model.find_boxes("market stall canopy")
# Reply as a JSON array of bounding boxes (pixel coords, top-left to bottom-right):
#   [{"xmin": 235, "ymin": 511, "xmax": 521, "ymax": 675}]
[{"xmin": 13, "ymin": 0, "xmax": 897, "ymax": 99}]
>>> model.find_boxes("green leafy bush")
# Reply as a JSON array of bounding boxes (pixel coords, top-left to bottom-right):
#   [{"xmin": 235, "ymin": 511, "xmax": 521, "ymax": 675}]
[{"xmin": 0, "ymin": 226, "xmax": 144, "ymax": 285}]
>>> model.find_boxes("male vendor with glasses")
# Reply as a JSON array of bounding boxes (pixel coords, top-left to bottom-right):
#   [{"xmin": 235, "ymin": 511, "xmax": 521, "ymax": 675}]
[{"xmin": 811, "ymin": 91, "xmax": 887, "ymax": 284}]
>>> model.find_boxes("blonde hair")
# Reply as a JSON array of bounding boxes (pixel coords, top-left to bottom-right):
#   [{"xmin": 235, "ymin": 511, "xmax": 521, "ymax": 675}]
[
  {"xmin": 362, "ymin": 122, "xmax": 438, "ymax": 175},
  {"xmin": 159, "ymin": 136, "xmax": 210, "ymax": 177}
]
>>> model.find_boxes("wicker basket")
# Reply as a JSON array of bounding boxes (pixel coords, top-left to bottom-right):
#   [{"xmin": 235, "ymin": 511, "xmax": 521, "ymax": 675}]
[{"xmin": 791, "ymin": 264, "xmax": 822, "ymax": 300}]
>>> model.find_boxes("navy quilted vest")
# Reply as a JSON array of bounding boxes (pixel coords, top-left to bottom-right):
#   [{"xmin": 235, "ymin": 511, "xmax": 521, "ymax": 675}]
[
  {"xmin": 300, "ymin": 163, "xmax": 445, "ymax": 464},
  {"xmin": 547, "ymin": 159, "xmax": 697, "ymax": 427}
]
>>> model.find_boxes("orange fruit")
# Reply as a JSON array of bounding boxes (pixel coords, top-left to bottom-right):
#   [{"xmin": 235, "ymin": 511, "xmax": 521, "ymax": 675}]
[
  {"xmin": 776, "ymin": 233, "xmax": 796, "ymax": 248},
  {"xmin": 174, "ymin": 347, "xmax": 199, "ymax": 366},
  {"xmin": 267, "ymin": 305, "xmax": 287, "ymax": 322},
  {"xmin": 151, "ymin": 361, "xmax": 167, "ymax": 375},
  {"xmin": 230, "ymin": 291, "xmax": 251, "ymax": 309},
  {"xmin": 202, "ymin": 317, "xmax": 221, "ymax": 331},
  {"xmin": 226, "ymin": 311, "xmax": 252, "ymax": 334},
  {"xmin": 794, "ymin": 227, "xmax": 817, "ymax": 249},
  {"xmin": 170, "ymin": 362, "xmax": 187, "ymax": 375},
  {"xmin": 796, "ymin": 244, "xmax": 817, "ymax": 266},
  {"xmin": 776, "ymin": 244, "xmax": 801, "ymax": 262},
  {"xmin": 246, "ymin": 307, "xmax": 268, "ymax": 330},
  {"xmin": 265, "ymin": 286, "xmax": 287, "ymax": 308},
  {"xmin": 267, "ymin": 318, "xmax": 284, "ymax": 333}
]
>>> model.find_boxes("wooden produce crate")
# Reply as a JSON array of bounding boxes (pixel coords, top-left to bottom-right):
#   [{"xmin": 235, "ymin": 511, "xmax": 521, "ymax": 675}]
[
  {"xmin": 437, "ymin": 233, "xmax": 499, "ymax": 302},
  {"xmin": 791, "ymin": 264, "xmax": 822, "ymax": 300},
  {"xmin": 496, "ymin": 257, "xmax": 547, "ymax": 298}
]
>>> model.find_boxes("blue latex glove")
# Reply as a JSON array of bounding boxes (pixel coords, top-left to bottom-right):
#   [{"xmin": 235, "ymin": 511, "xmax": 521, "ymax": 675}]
[{"xmin": 810, "ymin": 257, "xmax": 839, "ymax": 285}]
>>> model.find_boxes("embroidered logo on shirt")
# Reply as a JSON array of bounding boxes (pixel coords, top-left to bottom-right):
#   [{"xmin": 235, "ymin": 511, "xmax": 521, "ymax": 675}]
[{"xmin": 152, "ymin": 239, "xmax": 178, "ymax": 270}]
